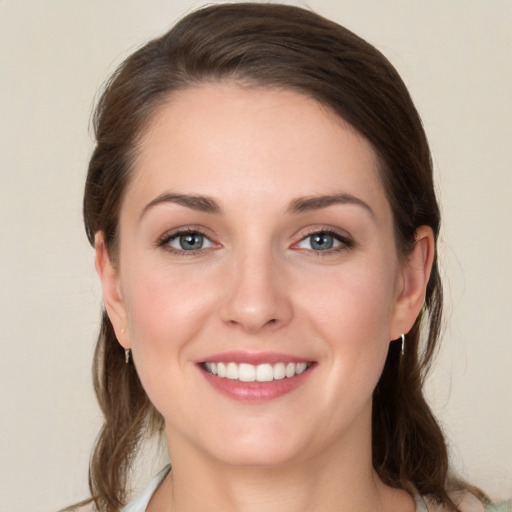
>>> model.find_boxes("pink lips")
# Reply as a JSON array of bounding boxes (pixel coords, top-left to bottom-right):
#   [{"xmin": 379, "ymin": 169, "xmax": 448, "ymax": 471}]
[
  {"xmin": 197, "ymin": 351, "xmax": 315, "ymax": 402},
  {"xmin": 198, "ymin": 351, "xmax": 312, "ymax": 365}
]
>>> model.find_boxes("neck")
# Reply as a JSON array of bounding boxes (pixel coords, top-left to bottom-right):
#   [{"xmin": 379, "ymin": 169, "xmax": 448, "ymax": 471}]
[{"xmin": 149, "ymin": 413, "xmax": 414, "ymax": 512}]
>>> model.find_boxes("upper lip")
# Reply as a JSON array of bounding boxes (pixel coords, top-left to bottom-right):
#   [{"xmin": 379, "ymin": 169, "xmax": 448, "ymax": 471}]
[{"xmin": 197, "ymin": 351, "xmax": 314, "ymax": 365}]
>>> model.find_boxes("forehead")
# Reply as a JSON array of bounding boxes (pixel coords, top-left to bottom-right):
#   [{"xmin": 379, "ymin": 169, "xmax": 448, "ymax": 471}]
[{"xmin": 126, "ymin": 83, "xmax": 388, "ymax": 217}]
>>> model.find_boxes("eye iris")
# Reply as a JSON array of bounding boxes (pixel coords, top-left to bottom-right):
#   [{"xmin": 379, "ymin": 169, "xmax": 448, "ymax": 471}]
[
  {"xmin": 179, "ymin": 233, "xmax": 203, "ymax": 250},
  {"xmin": 310, "ymin": 233, "xmax": 334, "ymax": 250}
]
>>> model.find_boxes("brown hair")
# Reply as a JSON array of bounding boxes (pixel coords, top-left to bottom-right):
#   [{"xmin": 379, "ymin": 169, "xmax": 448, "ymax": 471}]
[{"xmin": 79, "ymin": 3, "xmax": 467, "ymax": 511}]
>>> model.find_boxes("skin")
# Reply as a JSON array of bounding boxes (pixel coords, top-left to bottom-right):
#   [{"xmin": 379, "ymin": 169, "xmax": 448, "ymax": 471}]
[{"xmin": 96, "ymin": 83, "xmax": 434, "ymax": 512}]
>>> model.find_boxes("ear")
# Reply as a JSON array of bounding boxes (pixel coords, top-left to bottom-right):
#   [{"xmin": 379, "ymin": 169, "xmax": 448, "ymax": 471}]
[
  {"xmin": 389, "ymin": 225, "xmax": 435, "ymax": 340},
  {"xmin": 94, "ymin": 231, "xmax": 130, "ymax": 349}
]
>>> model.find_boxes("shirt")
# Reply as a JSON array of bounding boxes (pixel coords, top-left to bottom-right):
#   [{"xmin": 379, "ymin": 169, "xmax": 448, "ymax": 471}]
[{"xmin": 120, "ymin": 465, "xmax": 435, "ymax": 512}]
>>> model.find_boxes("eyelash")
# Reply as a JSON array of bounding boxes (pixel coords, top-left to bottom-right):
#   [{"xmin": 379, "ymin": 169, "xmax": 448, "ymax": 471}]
[
  {"xmin": 157, "ymin": 228, "xmax": 215, "ymax": 255},
  {"xmin": 157, "ymin": 227, "xmax": 354, "ymax": 256},
  {"xmin": 293, "ymin": 228, "xmax": 354, "ymax": 255}
]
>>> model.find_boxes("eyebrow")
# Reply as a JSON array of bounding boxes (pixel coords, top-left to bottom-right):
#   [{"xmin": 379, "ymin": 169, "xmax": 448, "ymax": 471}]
[
  {"xmin": 139, "ymin": 193, "xmax": 222, "ymax": 220},
  {"xmin": 286, "ymin": 193, "xmax": 375, "ymax": 218},
  {"xmin": 139, "ymin": 191, "xmax": 374, "ymax": 220}
]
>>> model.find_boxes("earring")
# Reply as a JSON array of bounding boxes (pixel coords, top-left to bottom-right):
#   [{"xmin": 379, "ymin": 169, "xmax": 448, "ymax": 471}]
[
  {"xmin": 401, "ymin": 333, "xmax": 405, "ymax": 355},
  {"xmin": 125, "ymin": 348, "xmax": 131, "ymax": 364}
]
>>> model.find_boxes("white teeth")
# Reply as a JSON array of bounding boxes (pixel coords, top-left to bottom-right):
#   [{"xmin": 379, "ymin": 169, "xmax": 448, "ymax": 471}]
[
  {"xmin": 203, "ymin": 361, "xmax": 310, "ymax": 381},
  {"xmin": 217, "ymin": 362, "xmax": 226, "ymax": 377},
  {"xmin": 273, "ymin": 362, "xmax": 286, "ymax": 380},
  {"xmin": 285, "ymin": 362, "xmax": 296, "ymax": 378},
  {"xmin": 239, "ymin": 363, "xmax": 256, "ymax": 382},
  {"xmin": 256, "ymin": 363, "xmax": 273, "ymax": 382},
  {"xmin": 226, "ymin": 362, "xmax": 238, "ymax": 379},
  {"xmin": 296, "ymin": 362, "xmax": 307, "ymax": 375}
]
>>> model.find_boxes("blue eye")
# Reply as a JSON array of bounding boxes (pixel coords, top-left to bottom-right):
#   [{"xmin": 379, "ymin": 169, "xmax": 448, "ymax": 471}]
[
  {"xmin": 309, "ymin": 233, "xmax": 335, "ymax": 250},
  {"xmin": 296, "ymin": 231, "xmax": 350, "ymax": 252},
  {"xmin": 161, "ymin": 230, "xmax": 215, "ymax": 252},
  {"xmin": 177, "ymin": 233, "xmax": 204, "ymax": 250}
]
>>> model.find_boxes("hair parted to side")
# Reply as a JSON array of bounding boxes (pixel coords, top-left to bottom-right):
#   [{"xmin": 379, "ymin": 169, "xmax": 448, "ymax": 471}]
[{"xmin": 78, "ymin": 3, "xmax": 468, "ymax": 511}]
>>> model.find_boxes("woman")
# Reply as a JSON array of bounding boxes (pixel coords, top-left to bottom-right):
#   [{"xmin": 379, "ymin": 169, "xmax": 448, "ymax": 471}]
[{"xmin": 69, "ymin": 3, "xmax": 509, "ymax": 512}]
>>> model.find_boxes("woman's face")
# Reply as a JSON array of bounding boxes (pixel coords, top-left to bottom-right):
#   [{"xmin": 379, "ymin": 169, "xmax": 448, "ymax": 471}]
[{"xmin": 98, "ymin": 83, "xmax": 428, "ymax": 468}]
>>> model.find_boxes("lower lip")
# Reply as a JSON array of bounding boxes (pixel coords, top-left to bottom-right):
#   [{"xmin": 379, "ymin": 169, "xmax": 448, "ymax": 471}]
[{"xmin": 199, "ymin": 365, "xmax": 315, "ymax": 402}]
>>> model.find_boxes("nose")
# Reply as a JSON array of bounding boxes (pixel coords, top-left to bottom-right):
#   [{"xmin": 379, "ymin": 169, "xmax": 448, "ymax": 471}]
[{"xmin": 219, "ymin": 249, "xmax": 294, "ymax": 334}]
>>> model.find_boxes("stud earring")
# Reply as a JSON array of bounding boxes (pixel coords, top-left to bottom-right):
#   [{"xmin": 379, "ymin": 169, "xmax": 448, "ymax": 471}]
[
  {"xmin": 125, "ymin": 348, "xmax": 131, "ymax": 364},
  {"xmin": 401, "ymin": 333, "xmax": 405, "ymax": 356}
]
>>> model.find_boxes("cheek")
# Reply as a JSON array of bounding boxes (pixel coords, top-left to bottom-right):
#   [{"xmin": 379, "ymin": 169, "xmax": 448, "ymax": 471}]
[
  {"xmin": 299, "ymin": 256, "xmax": 398, "ymax": 337},
  {"xmin": 299, "ymin": 260, "xmax": 397, "ymax": 385},
  {"xmin": 121, "ymin": 262, "xmax": 219, "ymax": 362},
  {"xmin": 120, "ymin": 264, "xmax": 221, "ymax": 418}
]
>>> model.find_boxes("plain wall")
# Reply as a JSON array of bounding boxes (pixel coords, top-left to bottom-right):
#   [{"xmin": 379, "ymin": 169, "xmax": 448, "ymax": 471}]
[{"xmin": 0, "ymin": 1, "xmax": 510, "ymax": 510}]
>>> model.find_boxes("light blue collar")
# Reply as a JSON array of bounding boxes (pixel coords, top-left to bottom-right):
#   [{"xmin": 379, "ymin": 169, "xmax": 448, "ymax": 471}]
[
  {"xmin": 121, "ymin": 465, "xmax": 171, "ymax": 512},
  {"xmin": 121, "ymin": 466, "xmax": 430, "ymax": 512}
]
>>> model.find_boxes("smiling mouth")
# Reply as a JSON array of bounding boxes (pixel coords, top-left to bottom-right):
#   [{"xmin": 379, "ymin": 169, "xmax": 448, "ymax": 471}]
[{"xmin": 201, "ymin": 361, "xmax": 313, "ymax": 382}]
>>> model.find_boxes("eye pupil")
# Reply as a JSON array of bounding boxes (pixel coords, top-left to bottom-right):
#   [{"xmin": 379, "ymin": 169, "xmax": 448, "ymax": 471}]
[
  {"xmin": 310, "ymin": 233, "xmax": 334, "ymax": 250},
  {"xmin": 179, "ymin": 233, "xmax": 203, "ymax": 250}
]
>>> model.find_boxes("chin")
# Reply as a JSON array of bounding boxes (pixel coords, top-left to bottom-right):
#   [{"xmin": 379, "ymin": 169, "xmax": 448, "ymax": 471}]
[
  {"xmin": 210, "ymin": 442, "xmax": 306, "ymax": 468},
  {"xmin": 197, "ymin": 419, "xmax": 318, "ymax": 468}
]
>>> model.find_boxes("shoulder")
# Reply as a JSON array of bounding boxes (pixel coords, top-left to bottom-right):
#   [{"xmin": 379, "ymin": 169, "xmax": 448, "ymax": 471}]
[
  {"xmin": 483, "ymin": 500, "xmax": 512, "ymax": 512},
  {"xmin": 423, "ymin": 493, "xmax": 512, "ymax": 512},
  {"xmin": 59, "ymin": 502, "xmax": 96, "ymax": 512}
]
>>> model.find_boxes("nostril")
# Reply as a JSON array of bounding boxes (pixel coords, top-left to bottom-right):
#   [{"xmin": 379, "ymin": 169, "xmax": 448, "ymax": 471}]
[{"xmin": 219, "ymin": 282, "xmax": 294, "ymax": 332}]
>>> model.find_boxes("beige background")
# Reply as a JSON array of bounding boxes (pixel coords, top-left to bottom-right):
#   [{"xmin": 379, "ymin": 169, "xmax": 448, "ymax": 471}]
[{"xmin": 1, "ymin": 1, "xmax": 511, "ymax": 510}]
